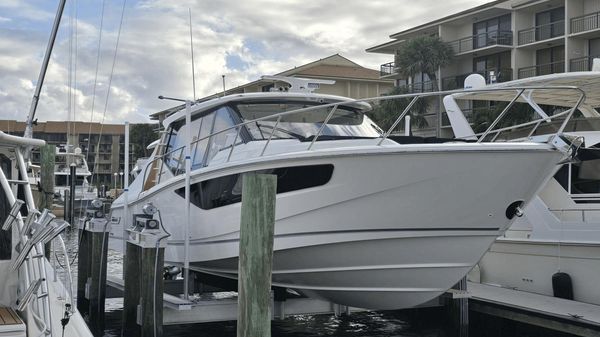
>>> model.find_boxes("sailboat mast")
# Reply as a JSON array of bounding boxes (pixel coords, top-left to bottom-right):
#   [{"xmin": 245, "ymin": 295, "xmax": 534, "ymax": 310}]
[{"xmin": 23, "ymin": 0, "xmax": 67, "ymax": 142}]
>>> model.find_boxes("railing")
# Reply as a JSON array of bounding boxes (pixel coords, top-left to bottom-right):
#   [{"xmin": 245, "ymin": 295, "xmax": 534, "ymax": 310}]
[
  {"xmin": 448, "ymin": 30, "xmax": 513, "ymax": 54},
  {"xmin": 571, "ymin": 11, "xmax": 600, "ymax": 34},
  {"xmin": 518, "ymin": 61, "xmax": 565, "ymax": 79},
  {"xmin": 570, "ymin": 55, "xmax": 599, "ymax": 72},
  {"xmin": 140, "ymin": 85, "xmax": 586, "ymax": 195},
  {"xmin": 398, "ymin": 81, "xmax": 436, "ymax": 93},
  {"xmin": 518, "ymin": 20, "xmax": 564, "ymax": 45},
  {"xmin": 380, "ymin": 62, "xmax": 397, "ymax": 76},
  {"xmin": 442, "ymin": 68, "xmax": 513, "ymax": 90}
]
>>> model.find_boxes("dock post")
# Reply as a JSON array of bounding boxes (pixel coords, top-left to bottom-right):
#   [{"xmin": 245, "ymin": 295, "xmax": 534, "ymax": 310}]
[
  {"xmin": 237, "ymin": 173, "xmax": 277, "ymax": 337},
  {"xmin": 39, "ymin": 144, "xmax": 55, "ymax": 258},
  {"xmin": 447, "ymin": 276, "xmax": 469, "ymax": 337},
  {"xmin": 77, "ymin": 205, "xmax": 110, "ymax": 336},
  {"xmin": 123, "ymin": 207, "xmax": 168, "ymax": 337}
]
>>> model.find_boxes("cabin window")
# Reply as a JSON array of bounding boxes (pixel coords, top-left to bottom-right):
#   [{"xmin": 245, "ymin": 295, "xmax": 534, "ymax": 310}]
[
  {"xmin": 554, "ymin": 143, "xmax": 600, "ymax": 202},
  {"xmin": 237, "ymin": 101, "xmax": 381, "ymax": 141},
  {"xmin": 55, "ymin": 176, "xmax": 85, "ymax": 187},
  {"xmin": 174, "ymin": 164, "xmax": 334, "ymax": 210},
  {"xmin": 164, "ymin": 106, "xmax": 240, "ymax": 175}
]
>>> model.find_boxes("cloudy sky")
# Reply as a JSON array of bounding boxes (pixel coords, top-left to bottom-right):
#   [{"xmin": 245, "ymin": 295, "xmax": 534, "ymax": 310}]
[{"xmin": 0, "ymin": 0, "xmax": 490, "ymax": 124}]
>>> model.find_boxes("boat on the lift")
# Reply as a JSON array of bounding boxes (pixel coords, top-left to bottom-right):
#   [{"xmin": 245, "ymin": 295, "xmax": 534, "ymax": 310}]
[
  {"xmin": 444, "ymin": 70, "xmax": 600, "ymax": 305},
  {"xmin": 52, "ymin": 146, "xmax": 98, "ymax": 211},
  {"xmin": 109, "ymin": 76, "xmax": 570, "ymax": 309}
]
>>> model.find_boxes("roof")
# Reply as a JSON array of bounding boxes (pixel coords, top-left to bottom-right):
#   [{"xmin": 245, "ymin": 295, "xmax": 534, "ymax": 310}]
[
  {"xmin": 0, "ymin": 120, "xmax": 126, "ymax": 135},
  {"xmin": 453, "ymin": 72, "xmax": 600, "ymax": 111},
  {"xmin": 150, "ymin": 54, "xmax": 392, "ymax": 120}
]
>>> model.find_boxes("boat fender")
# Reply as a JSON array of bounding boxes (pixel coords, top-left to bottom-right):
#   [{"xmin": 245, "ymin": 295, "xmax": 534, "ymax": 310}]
[
  {"xmin": 552, "ymin": 272, "xmax": 574, "ymax": 300},
  {"xmin": 505, "ymin": 200, "xmax": 524, "ymax": 219}
]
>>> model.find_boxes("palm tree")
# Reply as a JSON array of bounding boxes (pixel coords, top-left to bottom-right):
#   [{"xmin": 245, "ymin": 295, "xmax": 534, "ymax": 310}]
[
  {"xmin": 368, "ymin": 86, "xmax": 430, "ymax": 132},
  {"xmin": 396, "ymin": 36, "xmax": 454, "ymax": 90}
]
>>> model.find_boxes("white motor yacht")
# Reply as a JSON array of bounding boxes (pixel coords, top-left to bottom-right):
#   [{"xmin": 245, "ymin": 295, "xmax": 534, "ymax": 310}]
[
  {"xmin": 53, "ymin": 148, "xmax": 98, "ymax": 211},
  {"xmin": 445, "ymin": 71, "xmax": 600, "ymax": 305},
  {"xmin": 0, "ymin": 132, "xmax": 92, "ymax": 337},
  {"xmin": 109, "ymin": 77, "xmax": 570, "ymax": 309}
]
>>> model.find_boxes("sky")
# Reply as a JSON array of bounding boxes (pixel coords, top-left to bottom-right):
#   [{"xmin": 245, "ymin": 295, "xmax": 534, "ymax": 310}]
[{"xmin": 0, "ymin": 0, "xmax": 491, "ymax": 124}]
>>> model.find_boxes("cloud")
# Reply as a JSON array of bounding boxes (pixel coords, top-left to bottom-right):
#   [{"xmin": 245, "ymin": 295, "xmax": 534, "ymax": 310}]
[{"xmin": 0, "ymin": 0, "xmax": 491, "ymax": 124}]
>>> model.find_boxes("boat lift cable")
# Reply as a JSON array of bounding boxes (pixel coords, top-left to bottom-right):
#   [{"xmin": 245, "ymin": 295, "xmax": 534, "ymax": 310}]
[{"xmin": 83, "ymin": 0, "xmax": 107, "ymax": 173}]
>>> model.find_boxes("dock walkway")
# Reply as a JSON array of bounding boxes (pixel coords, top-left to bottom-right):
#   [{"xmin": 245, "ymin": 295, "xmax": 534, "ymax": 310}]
[{"xmin": 468, "ymin": 282, "xmax": 600, "ymax": 336}]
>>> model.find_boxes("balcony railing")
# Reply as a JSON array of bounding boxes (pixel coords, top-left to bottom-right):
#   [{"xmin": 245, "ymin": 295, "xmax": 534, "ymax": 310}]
[
  {"xmin": 380, "ymin": 62, "xmax": 397, "ymax": 76},
  {"xmin": 398, "ymin": 81, "xmax": 435, "ymax": 93},
  {"xmin": 570, "ymin": 55, "xmax": 600, "ymax": 71},
  {"xmin": 441, "ymin": 68, "xmax": 512, "ymax": 90},
  {"xmin": 518, "ymin": 61, "xmax": 565, "ymax": 79},
  {"xmin": 448, "ymin": 30, "xmax": 513, "ymax": 54},
  {"xmin": 571, "ymin": 11, "xmax": 600, "ymax": 34},
  {"xmin": 518, "ymin": 20, "xmax": 564, "ymax": 45}
]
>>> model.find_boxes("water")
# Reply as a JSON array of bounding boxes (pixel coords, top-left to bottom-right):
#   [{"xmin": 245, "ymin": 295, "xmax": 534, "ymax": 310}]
[{"xmin": 51, "ymin": 228, "xmax": 578, "ymax": 337}]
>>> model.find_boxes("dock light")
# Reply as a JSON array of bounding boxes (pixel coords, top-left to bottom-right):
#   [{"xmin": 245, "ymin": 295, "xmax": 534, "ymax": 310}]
[
  {"xmin": 17, "ymin": 278, "xmax": 43, "ymax": 312},
  {"xmin": 91, "ymin": 199, "xmax": 103, "ymax": 209},
  {"xmin": 142, "ymin": 203, "xmax": 158, "ymax": 216},
  {"xmin": 2, "ymin": 199, "xmax": 24, "ymax": 231}
]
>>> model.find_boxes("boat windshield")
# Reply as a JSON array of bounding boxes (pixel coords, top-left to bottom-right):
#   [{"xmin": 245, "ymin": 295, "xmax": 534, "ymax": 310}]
[{"xmin": 235, "ymin": 102, "xmax": 382, "ymax": 141}]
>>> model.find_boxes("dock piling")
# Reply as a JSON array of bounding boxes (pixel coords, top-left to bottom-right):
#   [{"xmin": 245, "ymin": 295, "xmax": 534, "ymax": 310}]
[
  {"xmin": 122, "ymin": 208, "xmax": 168, "ymax": 337},
  {"xmin": 237, "ymin": 173, "xmax": 277, "ymax": 337}
]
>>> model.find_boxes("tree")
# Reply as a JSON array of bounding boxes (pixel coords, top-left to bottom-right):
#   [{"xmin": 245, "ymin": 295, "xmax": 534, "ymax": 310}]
[
  {"xmin": 130, "ymin": 123, "xmax": 159, "ymax": 158},
  {"xmin": 396, "ymin": 36, "xmax": 454, "ymax": 90},
  {"xmin": 368, "ymin": 86, "xmax": 430, "ymax": 132}
]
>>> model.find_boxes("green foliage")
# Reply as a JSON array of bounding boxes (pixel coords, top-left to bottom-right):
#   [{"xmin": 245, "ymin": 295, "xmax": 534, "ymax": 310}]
[
  {"xmin": 130, "ymin": 123, "xmax": 159, "ymax": 158},
  {"xmin": 470, "ymin": 102, "xmax": 566, "ymax": 134},
  {"xmin": 396, "ymin": 36, "xmax": 454, "ymax": 89},
  {"xmin": 368, "ymin": 86, "xmax": 430, "ymax": 132}
]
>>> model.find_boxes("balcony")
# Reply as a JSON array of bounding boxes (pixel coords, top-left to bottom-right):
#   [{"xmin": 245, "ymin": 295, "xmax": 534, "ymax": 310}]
[
  {"xmin": 441, "ymin": 68, "xmax": 512, "ymax": 90},
  {"xmin": 398, "ymin": 81, "xmax": 435, "ymax": 93},
  {"xmin": 518, "ymin": 61, "xmax": 564, "ymax": 79},
  {"xmin": 570, "ymin": 55, "xmax": 600, "ymax": 72},
  {"xmin": 571, "ymin": 11, "xmax": 600, "ymax": 35},
  {"xmin": 380, "ymin": 62, "xmax": 397, "ymax": 77},
  {"xmin": 447, "ymin": 31, "xmax": 512, "ymax": 56},
  {"xmin": 518, "ymin": 20, "xmax": 564, "ymax": 46}
]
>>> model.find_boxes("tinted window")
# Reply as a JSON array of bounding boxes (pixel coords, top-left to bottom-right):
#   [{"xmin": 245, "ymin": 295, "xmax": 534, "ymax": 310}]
[{"xmin": 174, "ymin": 164, "xmax": 334, "ymax": 210}]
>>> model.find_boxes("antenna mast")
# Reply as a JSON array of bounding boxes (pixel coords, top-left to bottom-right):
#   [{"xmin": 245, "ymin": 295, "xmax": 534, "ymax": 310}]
[
  {"xmin": 24, "ymin": 0, "xmax": 67, "ymax": 143},
  {"xmin": 189, "ymin": 8, "xmax": 196, "ymax": 101}
]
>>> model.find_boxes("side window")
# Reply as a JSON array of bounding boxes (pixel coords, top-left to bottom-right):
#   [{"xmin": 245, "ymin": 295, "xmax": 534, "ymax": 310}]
[
  {"xmin": 191, "ymin": 112, "xmax": 215, "ymax": 170},
  {"xmin": 205, "ymin": 107, "xmax": 238, "ymax": 165}
]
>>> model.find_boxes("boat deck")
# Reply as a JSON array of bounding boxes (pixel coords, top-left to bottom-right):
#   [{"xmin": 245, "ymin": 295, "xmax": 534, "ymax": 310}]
[
  {"xmin": 468, "ymin": 282, "xmax": 600, "ymax": 336},
  {"xmin": 0, "ymin": 307, "xmax": 25, "ymax": 336}
]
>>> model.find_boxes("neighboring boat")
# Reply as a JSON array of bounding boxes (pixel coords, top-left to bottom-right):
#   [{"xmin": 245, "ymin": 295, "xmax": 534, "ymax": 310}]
[
  {"xmin": 109, "ymin": 76, "xmax": 570, "ymax": 309},
  {"xmin": 445, "ymin": 71, "xmax": 600, "ymax": 305},
  {"xmin": 53, "ymin": 146, "xmax": 98, "ymax": 211},
  {"xmin": 0, "ymin": 132, "xmax": 92, "ymax": 336}
]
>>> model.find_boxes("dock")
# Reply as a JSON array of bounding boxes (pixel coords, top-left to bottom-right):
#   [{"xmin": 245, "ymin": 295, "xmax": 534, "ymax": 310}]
[{"xmin": 469, "ymin": 282, "xmax": 600, "ymax": 337}]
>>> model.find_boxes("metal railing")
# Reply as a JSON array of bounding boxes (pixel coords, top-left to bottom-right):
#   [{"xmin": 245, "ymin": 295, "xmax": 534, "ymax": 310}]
[
  {"xmin": 398, "ymin": 81, "xmax": 436, "ymax": 93},
  {"xmin": 518, "ymin": 61, "xmax": 565, "ymax": 79},
  {"xmin": 380, "ymin": 62, "xmax": 397, "ymax": 76},
  {"xmin": 570, "ymin": 55, "xmax": 600, "ymax": 72},
  {"xmin": 448, "ymin": 30, "xmax": 513, "ymax": 54},
  {"xmin": 140, "ymin": 85, "xmax": 585, "ymax": 194},
  {"xmin": 442, "ymin": 68, "xmax": 512, "ymax": 90},
  {"xmin": 518, "ymin": 20, "xmax": 564, "ymax": 45},
  {"xmin": 571, "ymin": 11, "xmax": 600, "ymax": 34}
]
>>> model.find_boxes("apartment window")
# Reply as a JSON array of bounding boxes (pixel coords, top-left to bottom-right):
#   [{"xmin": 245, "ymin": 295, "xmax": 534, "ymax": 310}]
[
  {"xmin": 536, "ymin": 45, "xmax": 565, "ymax": 75},
  {"xmin": 590, "ymin": 38, "xmax": 600, "ymax": 57},
  {"xmin": 473, "ymin": 51, "xmax": 512, "ymax": 83},
  {"xmin": 473, "ymin": 14, "xmax": 511, "ymax": 49},
  {"xmin": 535, "ymin": 7, "xmax": 564, "ymax": 40}
]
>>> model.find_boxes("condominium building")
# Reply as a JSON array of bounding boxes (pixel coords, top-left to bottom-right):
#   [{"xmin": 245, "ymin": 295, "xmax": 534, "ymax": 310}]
[
  {"xmin": 0, "ymin": 120, "xmax": 133, "ymax": 186},
  {"xmin": 367, "ymin": 0, "xmax": 600, "ymax": 135}
]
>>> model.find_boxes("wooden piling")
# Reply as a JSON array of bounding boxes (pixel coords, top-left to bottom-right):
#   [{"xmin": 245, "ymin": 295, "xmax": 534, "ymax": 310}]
[
  {"xmin": 39, "ymin": 144, "xmax": 55, "ymax": 258},
  {"xmin": 76, "ymin": 228, "xmax": 90, "ymax": 317},
  {"xmin": 87, "ymin": 231, "xmax": 109, "ymax": 336},
  {"xmin": 237, "ymin": 173, "xmax": 277, "ymax": 337},
  {"xmin": 123, "ymin": 227, "xmax": 166, "ymax": 337}
]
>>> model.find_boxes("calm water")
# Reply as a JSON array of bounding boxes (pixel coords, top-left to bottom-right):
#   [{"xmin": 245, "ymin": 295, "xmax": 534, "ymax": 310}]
[{"xmin": 50, "ymin": 227, "xmax": 577, "ymax": 337}]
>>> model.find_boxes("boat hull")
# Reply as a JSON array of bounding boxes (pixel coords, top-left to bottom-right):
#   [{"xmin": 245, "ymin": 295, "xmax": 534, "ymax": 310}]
[{"xmin": 109, "ymin": 144, "xmax": 562, "ymax": 309}]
